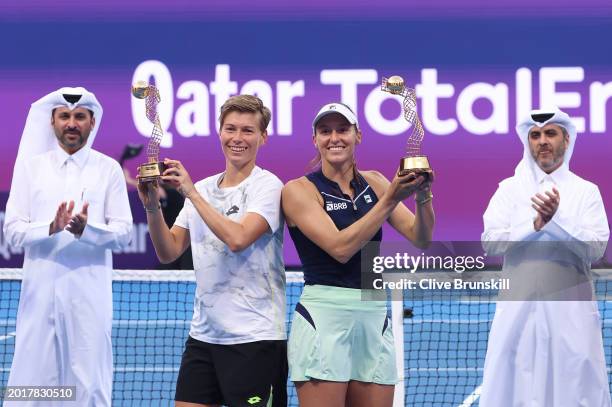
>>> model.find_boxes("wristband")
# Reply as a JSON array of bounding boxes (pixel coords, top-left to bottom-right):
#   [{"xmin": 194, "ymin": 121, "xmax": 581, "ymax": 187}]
[
  {"xmin": 415, "ymin": 191, "xmax": 433, "ymax": 205},
  {"xmin": 144, "ymin": 203, "xmax": 161, "ymax": 213}
]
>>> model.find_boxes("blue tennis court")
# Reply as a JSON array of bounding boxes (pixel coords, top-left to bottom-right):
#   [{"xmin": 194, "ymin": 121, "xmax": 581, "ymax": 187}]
[{"xmin": 1, "ymin": 271, "xmax": 611, "ymax": 406}]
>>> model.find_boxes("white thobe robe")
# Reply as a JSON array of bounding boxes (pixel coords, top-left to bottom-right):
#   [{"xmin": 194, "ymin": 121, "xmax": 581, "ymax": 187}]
[
  {"xmin": 480, "ymin": 165, "xmax": 611, "ymax": 407},
  {"xmin": 3, "ymin": 145, "xmax": 132, "ymax": 407}
]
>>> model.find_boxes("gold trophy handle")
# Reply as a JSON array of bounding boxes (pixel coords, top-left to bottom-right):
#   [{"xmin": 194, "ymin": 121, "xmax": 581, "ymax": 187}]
[
  {"xmin": 132, "ymin": 81, "xmax": 165, "ymax": 182},
  {"xmin": 381, "ymin": 75, "xmax": 431, "ymax": 178}
]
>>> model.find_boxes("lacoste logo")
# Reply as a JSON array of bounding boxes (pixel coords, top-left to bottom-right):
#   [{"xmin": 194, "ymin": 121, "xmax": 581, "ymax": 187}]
[{"xmin": 225, "ymin": 205, "xmax": 239, "ymax": 216}]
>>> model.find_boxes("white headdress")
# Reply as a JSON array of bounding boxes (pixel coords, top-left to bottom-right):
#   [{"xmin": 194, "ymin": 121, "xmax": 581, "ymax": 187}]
[
  {"xmin": 513, "ymin": 107, "xmax": 576, "ymax": 190},
  {"xmin": 14, "ymin": 87, "xmax": 103, "ymax": 166}
]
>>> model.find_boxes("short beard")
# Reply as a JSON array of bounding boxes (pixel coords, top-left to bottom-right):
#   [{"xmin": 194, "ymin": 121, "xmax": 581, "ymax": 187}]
[
  {"xmin": 533, "ymin": 145, "xmax": 566, "ymax": 173},
  {"xmin": 56, "ymin": 131, "xmax": 86, "ymax": 152}
]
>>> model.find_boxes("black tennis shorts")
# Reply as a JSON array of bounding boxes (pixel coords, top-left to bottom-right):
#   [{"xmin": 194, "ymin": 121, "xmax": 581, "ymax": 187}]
[{"xmin": 175, "ymin": 336, "xmax": 288, "ymax": 407}]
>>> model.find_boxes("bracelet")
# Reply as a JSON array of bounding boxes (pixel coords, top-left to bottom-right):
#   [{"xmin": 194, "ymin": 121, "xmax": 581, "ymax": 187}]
[
  {"xmin": 144, "ymin": 203, "xmax": 161, "ymax": 213},
  {"xmin": 415, "ymin": 191, "xmax": 433, "ymax": 205}
]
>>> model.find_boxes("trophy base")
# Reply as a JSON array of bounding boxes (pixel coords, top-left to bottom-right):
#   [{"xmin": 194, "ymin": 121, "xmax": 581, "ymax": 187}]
[
  {"xmin": 398, "ymin": 155, "xmax": 431, "ymax": 177},
  {"xmin": 138, "ymin": 162, "xmax": 167, "ymax": 182}
]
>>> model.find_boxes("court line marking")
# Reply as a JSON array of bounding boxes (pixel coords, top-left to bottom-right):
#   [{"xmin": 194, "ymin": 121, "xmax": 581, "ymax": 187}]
[
  {"xmin": 459, "ymin": 385, "xmax": 481, "ymax": 407},
  {"xmin": 0, "ymin": 331, "xmax": 15, "ymax": 341}
]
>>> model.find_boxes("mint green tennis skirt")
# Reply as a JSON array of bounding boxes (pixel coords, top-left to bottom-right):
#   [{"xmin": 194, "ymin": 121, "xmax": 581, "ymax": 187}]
[{"xmin": 288, "ymin": 285, "xmax": 397, "ymax": 385}]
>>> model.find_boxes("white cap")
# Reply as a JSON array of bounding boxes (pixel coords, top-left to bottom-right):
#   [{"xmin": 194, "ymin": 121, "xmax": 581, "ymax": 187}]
[{"xmin": 312, "ymin": 103, "xmax": 359, "ymax": 131}]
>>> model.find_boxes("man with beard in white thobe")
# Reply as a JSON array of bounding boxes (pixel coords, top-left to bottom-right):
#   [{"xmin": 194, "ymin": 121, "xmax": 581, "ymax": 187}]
[
  {"xmin": 480, "ymin": 107, "xmax": 610, "ymax": 407},
  {"xmin": 3, "ymin": 87, "xmax": 132, "ymax": 406}
]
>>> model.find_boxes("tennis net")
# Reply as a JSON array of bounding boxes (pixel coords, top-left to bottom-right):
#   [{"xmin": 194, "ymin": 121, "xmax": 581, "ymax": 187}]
[{"xmin": 0, "ymin": 268, "xmax": 610, "ymax": 406}]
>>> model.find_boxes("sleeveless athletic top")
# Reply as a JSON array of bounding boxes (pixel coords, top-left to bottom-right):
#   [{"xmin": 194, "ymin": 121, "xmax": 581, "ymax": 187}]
[{"xmin": 288, "ymin": 169, "xmax": 383, "ymax": 289}]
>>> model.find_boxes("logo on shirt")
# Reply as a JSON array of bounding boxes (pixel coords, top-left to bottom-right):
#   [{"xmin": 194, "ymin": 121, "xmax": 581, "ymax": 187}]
[
  {"xmin": 364, "ymin": 194, "xmax": 372, "ymax": 203},
  {"xmin": 326, "ymin": 201, "xmax": 348, "ymax": 211},
  {"xmin": 247, "ymin": 396, "xmax": 262, "ymax": 405},
  {"xmin": 225, "ymin": 205, "xmax": 240, "ymax": 216}
]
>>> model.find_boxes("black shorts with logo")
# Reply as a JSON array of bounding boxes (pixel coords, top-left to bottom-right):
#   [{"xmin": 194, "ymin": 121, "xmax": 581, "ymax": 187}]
[{"xmin": 175, "ymin": 336, "xmax": 288, "ymax": 407}]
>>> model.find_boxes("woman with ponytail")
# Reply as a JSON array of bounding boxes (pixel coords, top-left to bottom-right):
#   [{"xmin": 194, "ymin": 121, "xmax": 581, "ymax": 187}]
[{"xmin": 282, "ymin": 102, "xmax": 435, "ymax": 407}]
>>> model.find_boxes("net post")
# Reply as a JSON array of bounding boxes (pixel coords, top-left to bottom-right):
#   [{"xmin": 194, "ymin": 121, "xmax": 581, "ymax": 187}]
[{"xmin": 392, "ymin": 289, "xmax": 405, "ymax": 406}]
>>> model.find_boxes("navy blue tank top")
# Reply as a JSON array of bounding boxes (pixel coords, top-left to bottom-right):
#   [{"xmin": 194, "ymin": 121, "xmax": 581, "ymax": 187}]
[{"xmin": 288, "ymin": 169, "xmax": 383, "ymax": 289}]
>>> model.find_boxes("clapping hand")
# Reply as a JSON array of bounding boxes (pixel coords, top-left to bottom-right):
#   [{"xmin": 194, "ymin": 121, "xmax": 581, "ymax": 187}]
[
  {"xmin": 532, "ymin": 187, "xmax": 560, "ymax": 231},
  {"xmin": 50, "ymin": 201, "xmax": 75, "ymax": 235},
  {"xmin": 66, "ymin": 203, "xmax": 89, "ymax": 236}
]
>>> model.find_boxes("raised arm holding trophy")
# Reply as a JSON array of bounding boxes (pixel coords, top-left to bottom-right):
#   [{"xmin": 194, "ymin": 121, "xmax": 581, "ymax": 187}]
[
  {"xmin": 281, "ymin": 82, "xmax": 436, "ymax": 406},
  {"xmin": 136, "ymin": 94, "xmax": 290, "ymax": 407},
  {"xmin": 381, "ymin": 75, "xmax": 432, "ymax": 181},
  {"xmin": 132, "ymin": 80, "xmax": 166, "ymax": 182}
]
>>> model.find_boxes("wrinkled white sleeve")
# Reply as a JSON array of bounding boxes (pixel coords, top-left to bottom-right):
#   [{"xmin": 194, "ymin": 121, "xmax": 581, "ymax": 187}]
[
  {"xmin": 3, "ymin": 161, "xmax": 55, "ymax": 248},
  {"xmin": 173, "ymin": 198, "xmax": 192, "ymax": 230},
  {"xmin": 482, "ymin": 182, "xmax": 537, "ymax": 256},
  {"xmin": 542, "ymin": 184, "xmax": 609, "ymax": 262},
  {"xmin": 79, "ymin": 162, "xmax": 133, "ymax": 250},
  {"xmin": 245, "ymin": 173, "xmax": 283, "ymax": 234}
]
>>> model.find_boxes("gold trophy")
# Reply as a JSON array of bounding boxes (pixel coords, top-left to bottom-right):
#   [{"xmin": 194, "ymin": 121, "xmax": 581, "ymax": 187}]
[
  {"xmin": 131, "ymin": 81, "xmax": 166, "ymax": 182},
  {"xmin": 381, "ymin": 75, "xmax": 431, "ymax": 177}
]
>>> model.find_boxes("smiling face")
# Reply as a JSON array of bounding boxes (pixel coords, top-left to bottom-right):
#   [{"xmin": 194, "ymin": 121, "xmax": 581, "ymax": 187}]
[
  {"xmin": 313, "ymin": 113, "xmax": 361, "ymax": 167},
  {"xmin": 219, "ymin": 111, "xmax": 267, "ymax": 169},
  {"xmin": 528, "ymin": 123, "xmax": 569, "ymax": 174},
  {"xmin": 51, "ymin": 106, "xmax": 95, "ymax": 154}
]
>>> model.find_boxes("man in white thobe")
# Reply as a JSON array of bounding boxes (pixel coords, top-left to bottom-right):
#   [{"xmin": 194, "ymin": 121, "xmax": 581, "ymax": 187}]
[
  {"xmin": 480, "ymin": 107, "xmax": 611, "ymax": 407},
  {"xmin": 3, "ymin": 87, "xmax": 132, "ymax": 406}
]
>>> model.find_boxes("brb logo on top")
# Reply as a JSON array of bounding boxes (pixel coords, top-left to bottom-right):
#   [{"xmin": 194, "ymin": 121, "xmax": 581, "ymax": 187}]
[{"xmin": 326, "ymin": 201, "xmax": 348, "ymax": 211}]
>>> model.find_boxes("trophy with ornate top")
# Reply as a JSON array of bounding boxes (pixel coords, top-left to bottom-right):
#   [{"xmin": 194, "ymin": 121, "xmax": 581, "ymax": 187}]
[
  {"xmin": 381, "ymin": 75, "xmax": 431, "ymax": 178},
  {"xmin": 132, "ymin": 81, "xmax": 166, "ymax": 182}
]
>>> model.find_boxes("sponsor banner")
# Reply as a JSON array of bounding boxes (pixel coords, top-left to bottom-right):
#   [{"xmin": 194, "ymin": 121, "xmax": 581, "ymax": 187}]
[{"xmin": 1, "ymin": 14, "xmax": 611, "ymax": 266}]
